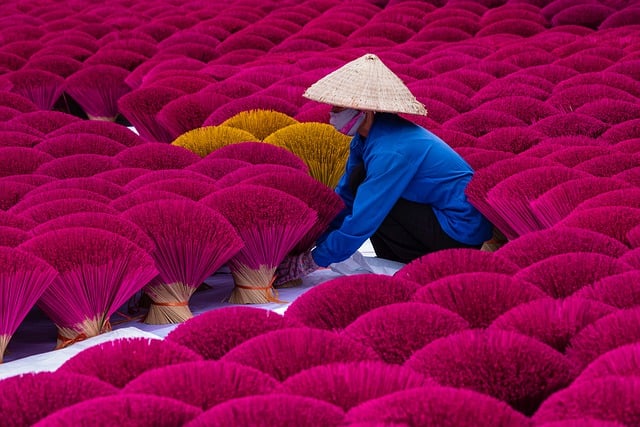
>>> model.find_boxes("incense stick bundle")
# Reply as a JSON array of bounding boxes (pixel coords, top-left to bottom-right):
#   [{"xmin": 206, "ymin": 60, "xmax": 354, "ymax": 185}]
[
  {"xmin": 200, "ymin": 184, "xmax": 316, "ymax": 304},
  {"xmin": 122, "ymin": 199, "xmax": 243, "ymax": 323},
  {"xmin": 18, "ymin": 227, "xmax": 158, "ymax": 347}
]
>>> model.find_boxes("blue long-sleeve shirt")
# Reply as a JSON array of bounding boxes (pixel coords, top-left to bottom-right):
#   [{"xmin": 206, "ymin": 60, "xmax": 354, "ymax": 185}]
[{"xmin": 312, "ymin": 113, "xmax": 493, "ymax": 267}]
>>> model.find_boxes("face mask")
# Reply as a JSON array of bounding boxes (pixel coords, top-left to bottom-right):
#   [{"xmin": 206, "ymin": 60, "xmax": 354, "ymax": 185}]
[{"xmin": 329, "ymin": 108, "xmax": 366, "ymax": 136}]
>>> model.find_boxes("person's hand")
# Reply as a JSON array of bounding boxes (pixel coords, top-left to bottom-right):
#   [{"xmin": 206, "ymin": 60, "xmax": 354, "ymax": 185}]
[{"xmin": 274, "ymin": 251, "xmax": 320, "ymax": 288}]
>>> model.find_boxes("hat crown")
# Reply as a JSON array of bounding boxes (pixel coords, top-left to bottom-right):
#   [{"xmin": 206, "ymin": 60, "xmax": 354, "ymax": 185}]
[{"xmin": 303, "ymin": 53, "xmax": 427, "ymax": 116}]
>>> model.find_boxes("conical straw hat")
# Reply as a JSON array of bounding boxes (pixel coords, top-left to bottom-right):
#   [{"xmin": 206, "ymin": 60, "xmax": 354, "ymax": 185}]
[{"xmin": 303, "ymin": 53, "xmax": 427, "ymax": 116}]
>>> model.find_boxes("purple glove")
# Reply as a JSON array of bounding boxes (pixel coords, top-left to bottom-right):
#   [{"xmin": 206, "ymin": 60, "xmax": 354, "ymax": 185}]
[{"xmin": 274, "ymin": 251, "xmax": 320, "ymax": 287}]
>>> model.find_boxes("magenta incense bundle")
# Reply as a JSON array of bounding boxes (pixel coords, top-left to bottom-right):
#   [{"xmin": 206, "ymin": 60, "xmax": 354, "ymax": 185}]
[
  {"xmin": 48, "ymin": 119, "xmax": 145, "ymax": 147},
  {"xmin": 343, "ymin": 302, "xmax": 470, "ymax": 364},
  {"xmin": 123, "ymin": 169, "xmax": 216, "ymax": 191},
  {"xmin": 110, "ymin": 189, "xmax": 190, "ymax": 212},
  {"xmin": 183, "ymin": 394, "xmax": 344, "ymax": 427},
  {"xmin": 395, "ymin": 248, "xmax": 519, "ymax": 285},
  {"xmin": 513, "ymin": 252, "xmax": 633, "ymax": 298},
  {"xmin": 19, "ymin": 227, "xmax": 158, "ymax": 347},
  {"xmin": 18, "ymin": 198, "xmax": 119, "ymax": 225},
  {"xmin": 496, "ymin": 227, "xmax": 629, "ymax": 268},
  {"xmin": 574, "ymin": 342, "xmax": 640, "ymax": 384},
  {"xmin": 575, "ymin": 271, "xmax": 640, "ymax": 309},
  {"xmin": 9, "ymin": 188, "xmax": 112, "ymax": 215},
  {"xmin": 279, "ymin": 361, "xmax": 434, "ymax": 411},
  {"xmin": 35, "ymin": 132, "xmax": 127, "ymax": 157},
  {"xmin": 214, "ymin": 163, "xmax": 303, "ymax": 189},
  {"xmin": 117, "ymin": 86, "xmax": 184, "ymax": 143},
  {"xmin": 32, "ymin": 394, "xmax": 202, "ymax": 427},
  {"xmin": 0, "ymin": 146, "xmax": 54, "ymax": 178},
  {"xmin": 200, "ymin": 184, "xmax": 316, "ymax": 304},
  {"xmin": 64, "ymin": 64, "xmax": 131, "ymax": 121},
  {"xmin": 533, "ymin": 377, "xmax": 640, "ymax": 427},
  {"xmin": 57, "ymin": 337, "xmax": 202, "ymax": 388},
  {"xmin": 0, "ymin": 226, "xmax": 30, "ymax": 247},
  {"xmin": 0, "ymin": 371, "xmax": 117, "ymax": 427},
  {"xmin": 243, "ymin": 170, "xmax": 345, "ymax": 255},
  {"xmin": 8, "ymin": 110, "xmax": 80, "ymax": 134},
  {"xmin": 565, "ymin": 307, "xmax": 640, "ymax": 370},
  {"xmin": 0, "ymin": 247, "xmax": 58, "ymax": 362},
  {"xmin": 122, "ymin": 198, "xmax": 243, "ymax": 323},
  {"xmin": 344, "ymin": 386, "xmax": 530, "ymax": 426},
  {"xmin": 166, "ymin": 306, "xmax": 287, "ymax": 360},
  {"xmin": 489, "ymin": 297, "xmax": 616, "ymax": 353},
  {"xmin": 0, "ymin": 179, "xmax": 34, "ymax": 210},
  {"xmin": 25, "ymin": 176, "xmax": 126, "ymax": 200},
  {"xmin": 221, "ymin": 327, "xmax": 379, "ymax": 382},
  {"xmin": 34, "ymin": 153, "xmax": 122, "ymax": 179},
  {"xmin": 284, "ymin": 274, "xmax": 419, "ymax": 331},
  {"xmin": 406, "ymin": 329, "xmax": 576, "ymax": 415},
  {"xmin": 115, "ymin": 142, "xmax": 201, "ymax": 170},
  {"xmin": 123, "ymin": 360, "xmax": 279, "ymax": 410},
  {"xmin": 31, "ymin": 211, "xmax": 155, "ymax": 254},
  {"xmin": 207, "ymin": 141, "xmax": 309, "ymax": 172},
  {"xmin": 4, "ymin": 69, "xmax": 64, "ymax": 110},
  {"xmin": 411, "ymin": 272, "xmax": 546, "ymax": 328},
  {"xmin": 185, "ymin": 157, "xmax": 251, "ymax": 180}
]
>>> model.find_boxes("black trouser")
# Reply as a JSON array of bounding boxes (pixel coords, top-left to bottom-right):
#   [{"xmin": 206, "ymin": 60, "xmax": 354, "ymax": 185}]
[
  {"xmin": 370, "ymin": 198, "xmax": 482, "ymax": 264},
  {"xmin": 349, "ymin": 163, "xmax": 482, "ymax": 264}
]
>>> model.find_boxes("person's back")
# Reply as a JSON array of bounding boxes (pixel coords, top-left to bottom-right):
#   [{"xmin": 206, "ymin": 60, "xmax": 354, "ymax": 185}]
[{"xmin": 362, "ymin": 113, "xmax": 490, "ymax": 246}]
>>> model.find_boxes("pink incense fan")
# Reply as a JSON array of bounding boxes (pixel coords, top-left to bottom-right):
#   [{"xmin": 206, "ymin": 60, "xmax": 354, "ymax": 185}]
[
  {"xmin": 34, "ymin": 133, "xmax": 127, "ymax": 157},
  {"xmin": 182, "ymin": 394, "xmax": 343, "ymax": 427},
  {"xmin": 565, "ymin": 306, "xmax": 640, "ymax": 376},
  {"xmin": 574, "ymin": 342, "xmax": 640, "ymax": 385},
  {"xmin": 489, "ymin": 297, "xmax": 616, "ymax": 354},
  {"xmin": 122, "ymin": 360, "xmax": 279, "ymax": 410},
  {"xmin": 534, "ymin": 378, "xmax": 640, "ymax": 426},
  {"xmin": 48, "ymin": 119, "xmax": 145, "ymax": 147},
  {"xmin": 574, "ymin": 271, "xmax": 640, "ymax": 310},
  {"xmin": 206, "ymin": 140, "xmax": 309, "ymax": 173},
  {"xmin": 109, "ymin": 189, "xmax": 190, "ymax": 213},
  {"xmin": 31, "ymin": 211, "xmax": 156, "ymax": 255},
  {"xmin": 115, "ymin": 142, "xmax": 201, "ymax": 170},
  {"xmin": 200, "ymin": 184, "xmax": 317, "ymax": 304},
  {"xmin": 284, "ymin": 274, "xmax": 420, "ymax": 331},
  {"xmin": 121, "ymin": 198, "xmax": 244, "ymax": 324},
  {"xmin": 32, "ymin": 394, "xmax": 202, "ymax": 427},
  {"xmin": 57, "ymin": 337, "xmax": 203, "ymax": 388},
  {"xmin": 18, "ymin": 227, "xmax": 158, "ymax": 348},
  {"xmin": 278, "ymin": 361, "xmax": 435, "ymax": 412},
  {"xmin": 33, "ymin": 153, "xmax": 123, "ymax": 179},
  {"xmin": 166, "ymin": 306, "xmax": 288, "ymax": 360},
  {"xmin": 405, "ymin": 329, "xmax": 576, "ymax": 416},
  {"xmin": 410, "ymin": 272, "xmax": 547, "ymax": 328},
  {"xmin": 8, "ymin": 110, "xmax": 80, "ymax": 134},
  {"xmin": 0, "ymin": 371, "xmax": 118, "ymax": 427},
  {"xmin": 342, "ymin": 302, "xmax": 470, "ymax": 365},
  {"xmin": 0, "ymin": 247, "xmax": 58, "ymax": 362},
  {"xmin": 123, "ymin": 169, "xmax": 217, "ymax": 191},
  {"xmin": 4, "ymin": 68, "xmax": 64, "ymax": 110},
  {"xmin": 344, "ymin": 386, "xmax": 530, "ymax": 426},
  {"xmin": 220, "ymin": 327, "xmax": 380, "ymax": 382},
  {"xmin": 117, "ymin": 86, "xmax": 184, "ymax": 143},
  {"xmin": 0, "ymin": 179, "xmax": 34, "ymax": 210},
  {"xmin": 242, "ymin": 171, "xmax": 345, "ymax": 255},
  {"xmin": 63, "ymin": 64, "xmax": 131, "ymax": 122},
  {"xmin": 0, "ymin": 146, "xmax": 54, "ymax": 178}
]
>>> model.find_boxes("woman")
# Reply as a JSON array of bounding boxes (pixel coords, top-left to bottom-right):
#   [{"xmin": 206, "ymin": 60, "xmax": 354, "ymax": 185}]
[{"xmin": 277, "ymin": 53, "xmax": 493, "ymax": 284}]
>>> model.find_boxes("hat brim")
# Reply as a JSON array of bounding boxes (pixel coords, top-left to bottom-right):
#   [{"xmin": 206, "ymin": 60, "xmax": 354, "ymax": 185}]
[{"xmin": 303, "ymin": 53, "xmax": 427, "ymax": 116}]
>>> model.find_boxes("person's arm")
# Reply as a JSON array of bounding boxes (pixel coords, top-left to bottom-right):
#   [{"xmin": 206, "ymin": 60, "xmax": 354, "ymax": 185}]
[
  {"xmin": 315, "ymin": 137, "xmax": 362, "ymax": 245},
  {"xmin": 312, "ymin": 149, "xmax": 420, "ymax": 266}
]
